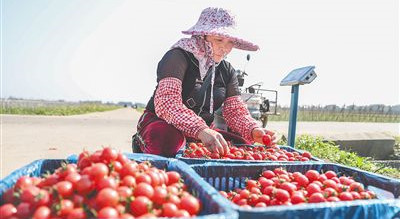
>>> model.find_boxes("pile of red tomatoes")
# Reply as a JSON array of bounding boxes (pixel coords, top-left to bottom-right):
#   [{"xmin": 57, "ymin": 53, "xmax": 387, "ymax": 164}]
[
  {"xmin": 1, "ymin": 147, "xmax": 201, "ymax": 219},
  {"xmin": 219, "ymin": 167, "xmax": 377, "ymax": 208}
]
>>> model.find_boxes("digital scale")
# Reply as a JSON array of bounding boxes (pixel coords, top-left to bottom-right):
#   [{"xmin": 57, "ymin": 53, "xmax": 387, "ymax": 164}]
[{"xmin": 280, "ymin": 66, "xmax": 317, "ymax": 147}]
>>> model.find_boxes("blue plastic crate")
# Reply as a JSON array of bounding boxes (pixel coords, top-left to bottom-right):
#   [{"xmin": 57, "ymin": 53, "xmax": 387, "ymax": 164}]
[
  {"xmin": 176, "ymin": 144, "xmax": 324, "ymax": 165},
  {"xmin": 189, "ymin": 162, "xmax": 400, "ymax": 219},
  {"xmin": 0, "ymin": 154, "xmax": 238, "ymax": 219}
]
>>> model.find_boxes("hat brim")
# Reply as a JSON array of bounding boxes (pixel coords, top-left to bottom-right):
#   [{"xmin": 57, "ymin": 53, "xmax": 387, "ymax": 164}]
[{"xmin": 182, "ymin": 29, "xmax": 259, "ymax": 51}]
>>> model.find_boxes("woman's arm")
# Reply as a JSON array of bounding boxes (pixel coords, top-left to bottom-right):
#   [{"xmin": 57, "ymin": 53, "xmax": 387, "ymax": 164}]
[
  {"xmin": 154, "ymin": 77, "xmax": 229, "ymax": 154},
  {"xmin": 222, "ymin": 95, "xmax": 259, "ymax": 142},
  {"xmin": 154, "ymin": 77, "xmax": 208, "ymax": 139}
]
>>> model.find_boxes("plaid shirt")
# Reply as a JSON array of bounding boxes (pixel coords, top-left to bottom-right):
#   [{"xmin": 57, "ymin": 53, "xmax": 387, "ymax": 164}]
[{"xmin": 154, "ymin": 77, "xmax": 259, "ymax": 141}]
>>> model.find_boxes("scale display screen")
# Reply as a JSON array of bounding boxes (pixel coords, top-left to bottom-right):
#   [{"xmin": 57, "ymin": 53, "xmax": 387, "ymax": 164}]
[{"xmin": 280, "ymin": 66, "xmax": 317, "ymax": 86}]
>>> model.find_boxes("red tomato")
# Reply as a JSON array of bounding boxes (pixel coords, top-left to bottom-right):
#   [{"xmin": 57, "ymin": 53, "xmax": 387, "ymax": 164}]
[
  {"xmin": 134, "ymin": 183, "xmax": 154, "ymax": 199},
  {"xmin": 258, "ymin": 194, "xmax": 271, "ymax": 205},
  {"xmin": 360, "ymin": 192, "xmax": 371, "ymax": 199},
  {"xmin": 101, "ymin": 147, "xmax": 118, "ymax": 162},
  {"xmin": 263, "ymin": 186, "xmax": 276, "ymax": 196},
  {"xmin": 75, "ymin": 175, "xmax": 94, "ymax": 195},
  {"xmin": 259, "ymin": 178, "xmax": 274, "ymax": 188},
  {"xmin": 323, "ymin": 179, "xmax": 338, "ymax": 190},
  {"xmin": 55, "ymin": 181, "xmax": 74, "ymax": 198},
  {"xmin": 339, "ymin": 192, "xmax": 354, "ymax": 201},
  {"xmin": 33, "ymin": 206, "xmax": 51, "ymax": 219},
  {"xmin": 349, "ymin": 182, "xmax": 364, "ymax": 193},
  {"xmin": 135, "ymin": 173, "xmax": 152, "ymax": 185},
  {"xmin": 121, "ymin": 162, "xmax": 139, "ymax": 177},
  {"xmin": 65, "ymin": 172, "xmax": 81, "ymax": 185},
  {"xmin": 275, "ymin": 189, "xmax": 290, "ymax": 202},
  {"xmin": 246, "ymin": 180, "xmax": 259, "ymax": 190},
  {"xmin": 318, "ymin": 174, "xmax": 328, "ymax": 183},
  {"xmin": 120, "ymin": 213, "xmax": 135, "ymax": 219},
  {"xmin": 167, "ymin": 171, "xmax": 181, "ymax": 185},
  {"xmin": 96, "ymin": 188, "xmax": 119, "ymax": 208},
  {"xmin": 351, "ymin": 191, "xmax": 361, "ymax": 200},
  {"xmin": 280, "ymin": 182, "xmax": 297, "ymax": 194},
  {"xmin": 121, "ymin": 175, "xmax": 136, "ymax": 188},
  {"xmin": 180, "ymin": 195, "xmax": 200, "ymax": 215},
  {"xmin": 175, "ymin": 209, "xmax": 190, "ymax": 217},
  {"xmin": 255, "ymin": 202, "xmax": 267, "ymax": 207},
  {"xmin": 162, "ymin": 203, "xmax": 178, "ymax": 217},
  {"xmin": 323, "ymin": 187, "xmax": 338, "ymax": 197},
  {"xmin": 324, "ymin": 171, "xmax": 337, "ymax": 179},
  {"xmin": 35, "ymin": 189, "xmax": 50, "ymax": 207},
  {"xmin": 306, "ymin": 183, "xmax": 322, "ymax": 195},
  {"xmin": 97, "ymin": 207, "xmax": 119, "ymax": 219},
  {"xmin": 239, "ymin": 189, "xmax": 250, "ymax": 199},
  {"xmin": 16, "ymin": 202, "xmax": 32, "ymax": 219},
  {"xmin": 90, "ymin": 163, "xmax": 109, "ymax": 181},
  {"xmin": 15, "ymin": 176, "xmax": 34, "ymax": 190},
  {"xmin": 58, "ymin": 199, "xmax": 74, "ymax": 217},
  {"xmin": 72, "ymin": 194, "xmax": 85, "ymax": 206},
  {"xmin": 66, "ymin": 208, "xmax": 87, "ymax": 219},
  {"xmin": 166, "ymin": 194, "xmax": 181, "ymax": 206},
  {"xmin": 153, "ymin": 186, "xmax": 168, "ymax": 205},
  {"xmin": 262, "ymin": 170, "xmax": 276, "ymax": 179},
  {"xmin": 302, "ymin": 151, "xmax": 312, "ymax": 159},
  {"xmin": 327, "ymin": 196, "xmax": 341, "ymax": 202},
  {"xmin": 291, "ymin": 192, "xmax": 306, "ymax": 204},
  {"xmin": 305, "ymin": 170, "xmax": 320, "ymax": 182},
  {"xmin": 295, "ymin": 174, "xmax": 309, "ymax": 187},
  {"xmin": 308, "ymin": 193, "xmax": 326, "ymax": 203},
  {"xmin": 0, "ymin": 203, "xmax": 17, "ymax": 219},
  {"xmin": 117, "ymin": 186, "xmax": 133, "ymax": 202},
  {"xmin": 20, "ymin": 186, "xmax": 40, "ymax": 203},
  {"xmin": 96, "ymin": 177, "xmax": 118, "ymax": 190},
  {"xmin": 262, "ymin": 134, "xmax": 272, "ymax": 146},
  {"xmin": 130, "ymin": 196, "xmax": 152, "ymax": 217}
]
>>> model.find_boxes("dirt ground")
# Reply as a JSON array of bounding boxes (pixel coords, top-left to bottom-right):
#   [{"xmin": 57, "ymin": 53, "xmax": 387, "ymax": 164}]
[{"xmin": 1, "ymin": 108, "xmax": 399, "ymax": 178}]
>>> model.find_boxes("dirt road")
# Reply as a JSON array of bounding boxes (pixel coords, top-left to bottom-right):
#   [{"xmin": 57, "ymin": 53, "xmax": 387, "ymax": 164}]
[{"xmin": 1, "ymin": 108, "xmax": 399, "ymax": 178}]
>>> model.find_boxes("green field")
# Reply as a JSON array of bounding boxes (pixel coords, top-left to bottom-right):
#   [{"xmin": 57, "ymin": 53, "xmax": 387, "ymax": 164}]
[
  {"xmin": 1, "ymin": 104, "xmax": 122, "ymax": 116},
  {"xmin": 284, "ymin": 135, "xmax": 400, "ymax": 179},
  {"xmin": 268, "ymin": 109, "xmax": 400, "ymax": 123}
]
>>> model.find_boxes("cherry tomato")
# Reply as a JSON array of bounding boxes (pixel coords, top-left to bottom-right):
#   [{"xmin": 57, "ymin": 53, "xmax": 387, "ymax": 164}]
[
  {"xmin": 0, "ymin": 203, "xmax": 17, "ymax": 219},
  {"xmin": 180, "ymin": 195, "xmax": 200, "ymax": 215},
  {"xmin": 96, "ymin": 188, "xmax": 119, "ymax": 208},
  {"xmin": 262, "ymin": 134, "xmax": 272, "ymax": 146}
]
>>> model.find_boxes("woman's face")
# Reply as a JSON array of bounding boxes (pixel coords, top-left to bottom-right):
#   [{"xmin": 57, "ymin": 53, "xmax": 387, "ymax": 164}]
[{"xmin": 205, "ymin": 35, "xmax": 234, "ymax": 63}]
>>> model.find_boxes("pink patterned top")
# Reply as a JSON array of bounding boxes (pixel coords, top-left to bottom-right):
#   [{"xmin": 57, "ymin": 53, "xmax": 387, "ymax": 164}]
[{"xmin": 154, "ymin": 77, "xmax": 259, "ymax": 142}]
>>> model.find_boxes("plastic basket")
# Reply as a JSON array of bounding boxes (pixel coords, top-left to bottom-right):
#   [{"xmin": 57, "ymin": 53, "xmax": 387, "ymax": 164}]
[
  {"xmin": 176, "ymin": 144, "xmax": 324, "ymax": 165},
  {"xmin": 189, "ymin": 162, "xmax": 400, "ymax": 219},
  {"xmin": 0, "ymin": 154, "xmax": 238, "ymax": 219}
]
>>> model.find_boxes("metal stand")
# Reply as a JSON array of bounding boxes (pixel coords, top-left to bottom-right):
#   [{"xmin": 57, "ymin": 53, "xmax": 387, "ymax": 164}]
[{"xmin": 288, "ymin": 85, "xmax": 299, "ymax": 148}]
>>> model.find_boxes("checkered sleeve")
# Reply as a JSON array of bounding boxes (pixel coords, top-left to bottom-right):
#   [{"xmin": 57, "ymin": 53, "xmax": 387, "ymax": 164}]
[
  {"xmin": 222, "ymin": 95, "xmax": 260, "ymax": 142},
  {"xmin": 154, "ymin": 77, "xmax": 209, "ymax": 139}
]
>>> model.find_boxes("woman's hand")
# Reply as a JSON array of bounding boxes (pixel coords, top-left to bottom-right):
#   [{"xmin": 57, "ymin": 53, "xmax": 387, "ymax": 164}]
[
  {"xmin": 252, "ymin": 128, "xmax": 279, "ymax": 146},
  {"xmin": 197, "ymin": 128, "xmax": 229, "ymax": 155}
]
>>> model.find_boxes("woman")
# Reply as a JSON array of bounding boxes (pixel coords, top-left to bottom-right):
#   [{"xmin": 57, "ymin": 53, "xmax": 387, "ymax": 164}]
[{"xmin": 132, "ymin": 7, "xmax": 278, "ymax": 157}]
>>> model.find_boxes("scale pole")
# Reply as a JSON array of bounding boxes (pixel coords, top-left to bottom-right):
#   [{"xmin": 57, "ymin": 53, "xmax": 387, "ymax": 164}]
[{"xmin": 288, "ymin": 84, "xmax": 299, "ymax": 147}]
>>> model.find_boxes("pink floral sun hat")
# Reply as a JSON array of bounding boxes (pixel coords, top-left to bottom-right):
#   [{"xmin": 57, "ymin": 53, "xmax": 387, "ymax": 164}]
[{"xmin": 182, "ymin": 7, "xmax": 259, "ymax": 51}]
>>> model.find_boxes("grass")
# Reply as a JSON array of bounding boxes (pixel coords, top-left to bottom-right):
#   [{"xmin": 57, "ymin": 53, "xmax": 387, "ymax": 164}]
[
  {"xmin": 268, "ymin": 109, "xmax": 400, "ymax": 123},
  {"xmin": 135, "ymin": 107, "xmax": 145, "ymax": 113},
  {"xmin": 279, "ymin": 135, "xmax": 400, "ymax": 179},
  {"xmin": 1, "ymin": 104, "xmax": 122, "ymax": 116}
]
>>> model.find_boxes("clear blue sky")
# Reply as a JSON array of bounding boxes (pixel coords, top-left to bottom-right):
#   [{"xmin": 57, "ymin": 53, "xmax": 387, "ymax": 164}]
[{"xmin": 2, "ymin": 0, "xmax": 399, "ymax": 106}]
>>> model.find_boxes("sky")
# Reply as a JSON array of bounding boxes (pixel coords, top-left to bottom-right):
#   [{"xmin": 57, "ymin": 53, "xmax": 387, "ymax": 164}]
[{"xmin": 2, "ymin": 0, "xmax": 399, "ymax": 106}]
